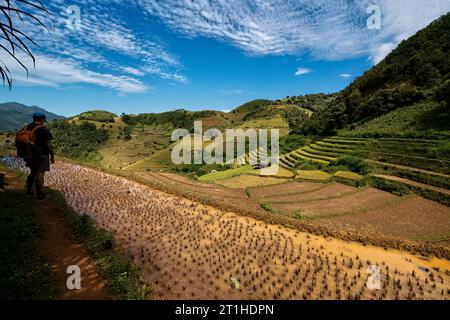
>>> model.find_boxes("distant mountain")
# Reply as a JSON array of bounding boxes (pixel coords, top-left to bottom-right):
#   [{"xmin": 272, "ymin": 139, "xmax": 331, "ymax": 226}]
[{"xmin": 0, "ymin": 102, "xmax": 64, "ymax": 132}]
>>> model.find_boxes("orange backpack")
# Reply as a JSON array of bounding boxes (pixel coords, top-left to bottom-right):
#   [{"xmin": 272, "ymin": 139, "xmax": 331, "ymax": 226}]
[{"xmin": 15, "ymin": 125, "xmax": 44, "ymax": 159}]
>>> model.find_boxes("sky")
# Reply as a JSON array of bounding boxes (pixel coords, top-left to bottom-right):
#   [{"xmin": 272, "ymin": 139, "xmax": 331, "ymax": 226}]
[{"xmin": 0, "ymin": 0, "xmax": 449, "ymax": 117}]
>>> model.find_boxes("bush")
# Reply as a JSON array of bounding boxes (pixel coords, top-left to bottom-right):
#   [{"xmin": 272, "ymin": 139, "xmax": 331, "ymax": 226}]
[
  {"xmin": 329, "ymin": 156, "xmax": 369, "ymax": 175},
  {"xmin": 79, "ymin": 110, "xmax": 116, "ymax": 123},
  {"xmin": 51, "ymin": 120, "xmax": 108, "ymax": 163},
  {"xmin": 369, "ymin": 177, "xmax": 411, "ymax": 196}
]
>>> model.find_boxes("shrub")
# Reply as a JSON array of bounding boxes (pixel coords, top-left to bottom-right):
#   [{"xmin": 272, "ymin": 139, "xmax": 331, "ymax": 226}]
[
  {"xmin": 329, "ymin": 156, "xmax": 369, "ymax": 175},
  {"xmin": 79, "ymin": 110, "xmax": 116, "ymax": 123}
]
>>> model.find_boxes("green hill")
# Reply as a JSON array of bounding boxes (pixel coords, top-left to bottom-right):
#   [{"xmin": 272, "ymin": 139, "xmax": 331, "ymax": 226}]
[
  {"xmin": 299, "ymin": 12, "xmax": 450, "ymax": 136},
  {"xmin": 0, "ymin": 102, "xmax": 64, "ymax": 131}
]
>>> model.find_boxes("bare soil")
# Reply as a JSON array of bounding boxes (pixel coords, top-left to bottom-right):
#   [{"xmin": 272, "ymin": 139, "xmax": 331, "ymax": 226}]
[{"xmin": 46, "ymin": 162, "xmax": 450, "ymax": 300}]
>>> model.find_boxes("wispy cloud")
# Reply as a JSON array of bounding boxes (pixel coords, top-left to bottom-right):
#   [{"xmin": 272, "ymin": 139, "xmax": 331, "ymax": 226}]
[
  {"xmin": 3, "ymin": 0, "xmax": 187, "ymax": 94},
  {"xmin": 218, "ymin": 86, "xmax": 244, "ymax": 95},
  {"xmin": 295, "ymin": 68, "xmax": 312, "ymax": 76},
  {"xmin": 139, "ymin": 0, "xmax": 450, "ymax": 63},
  {"xmin": 339, "ymin": 73, "xmax": 352, "ymax": 79},
  {"xmin": 2, "ymin": 53, "xmax": 149, "ymax": 95}
]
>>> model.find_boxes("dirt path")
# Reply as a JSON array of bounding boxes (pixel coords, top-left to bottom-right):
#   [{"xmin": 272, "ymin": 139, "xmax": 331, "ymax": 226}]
[
  {"xmin": 374, "ymin": 174, "xmax": 450, "ymax": 196},
  {"xmin": 1, "ymin": 169, "xmax": 109, "ymax": 300},
  {"xmin": 37, "ymin": 199, "xmax": 109, "ymax": 300}
]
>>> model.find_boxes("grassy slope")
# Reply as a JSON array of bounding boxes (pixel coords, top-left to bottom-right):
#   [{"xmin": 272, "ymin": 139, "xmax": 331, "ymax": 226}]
[
  {"xmin": 70, "ymin": 117, "xmax": 172, "ymax": 169},
  {"xmin": 0, "ymin": 169, "xmax": 56, "ymax": 300}
]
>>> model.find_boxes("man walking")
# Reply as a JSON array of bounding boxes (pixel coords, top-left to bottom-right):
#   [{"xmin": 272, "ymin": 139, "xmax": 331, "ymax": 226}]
[{"xmin": 16, "ymin": 112, "xmax": 55, "ymax": 200}]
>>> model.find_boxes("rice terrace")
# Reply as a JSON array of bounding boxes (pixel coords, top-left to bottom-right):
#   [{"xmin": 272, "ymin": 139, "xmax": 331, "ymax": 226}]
[{"xmin": 0, "ymin": 0, "xmax": 450, "ymax": 309}]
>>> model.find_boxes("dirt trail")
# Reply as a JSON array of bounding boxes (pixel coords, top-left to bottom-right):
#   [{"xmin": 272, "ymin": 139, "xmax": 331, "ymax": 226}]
[
  {"xmin": 37, "ymin": 199, "xmax": 109, "ymax": 300},
  {"xmin": 2, "ymin": 170, "xmax": 109, "ymax": 300},
  {"xmin": 45, "ymin": 162, "xmax": 450, "ymax": 300}
]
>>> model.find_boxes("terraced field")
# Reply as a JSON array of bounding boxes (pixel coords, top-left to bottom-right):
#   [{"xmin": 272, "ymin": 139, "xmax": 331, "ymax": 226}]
[
  {"xmin": 280, "ymin": 136, "xmax": 450, "ymax": 175},
  {"xmin": 40, "ymin": 162, "xmax": 450, "ymax": 300},
  {"xmin": 249, "ymin": 181, "xmax": 450, "ymax": 244}
]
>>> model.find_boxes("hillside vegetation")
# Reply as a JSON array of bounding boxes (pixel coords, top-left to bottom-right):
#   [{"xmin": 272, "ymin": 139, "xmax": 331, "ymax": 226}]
[
  {"xmin": 78, "ymin": 110, "xmax": 117, "ymax": 123},
  {"xmin": 299, "ymin": 13, "xmax": 450, "ymax": 136}
]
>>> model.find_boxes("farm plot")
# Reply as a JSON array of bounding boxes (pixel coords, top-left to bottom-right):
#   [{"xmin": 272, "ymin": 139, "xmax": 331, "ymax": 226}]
[
  {"xmin": 215, "ymin": 175, "xmax": 287, "ymax": 189},
  {"xmin": 248, "ymin": 181, "xmax": 325, "ymax": 201},
  {"xmin": 133, "ymin": 171, "xmax": 264, "ymax": 214},
  {"xmin": 270, "ymin": 188, "xmax": 400, "ymax": 218},
  {"xmin": 322, "ymin": 196, "xmax": 450, "ymax": 241},
  {"xmin": 45, "ymin": 162, "xmax": 450, "ymax": 300},
  {"xmin": 263, "ymin": 183, "xmax": 358, "ymax": 204}
]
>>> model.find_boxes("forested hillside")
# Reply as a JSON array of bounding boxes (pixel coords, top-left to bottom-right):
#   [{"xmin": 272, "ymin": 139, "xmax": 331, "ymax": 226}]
[{"xmin": 298, "ymin": 12, "xmax": 450, "ymax": 136}]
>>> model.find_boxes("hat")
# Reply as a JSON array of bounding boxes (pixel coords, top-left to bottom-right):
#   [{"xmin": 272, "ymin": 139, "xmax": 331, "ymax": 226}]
[{"xmin": 32, "ymin": 112, "xmax": 47, "ymax": 121}]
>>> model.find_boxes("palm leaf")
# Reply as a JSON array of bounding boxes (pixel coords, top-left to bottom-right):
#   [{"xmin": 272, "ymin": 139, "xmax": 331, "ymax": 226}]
[{"xmin": 0, "ymin": 0, "xmax": 50, "ymax": 89}]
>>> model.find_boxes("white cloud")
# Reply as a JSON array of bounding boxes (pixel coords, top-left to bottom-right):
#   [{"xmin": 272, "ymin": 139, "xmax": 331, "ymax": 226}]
[
  {"xmin": 3, "ymin": 53, "xmax": 149, "ymax": 95},
  {"xmin": 295, "ymin": 68, "xmax": 312, "ymax": 76},
  {"xmin": 2, "ymin": 0, "xmax": 187, "ymax": 93},
  {"xmin": 121, "ymin": 67, "xmax": 145, "ymax": 77},
  {"xmin": 371, "ymin": 42, "xmax": 397, "ymax": 64},
  {"xmin": 218, "ymin": 86, "xmax": 244, "ymax": 95},
  {"xmin": 138, "ymin": 0, "xmax": 450, "ymax": 63},
  {"xmin": 339, "ymin": 73, "xmax": 352, "ymax": 79}
]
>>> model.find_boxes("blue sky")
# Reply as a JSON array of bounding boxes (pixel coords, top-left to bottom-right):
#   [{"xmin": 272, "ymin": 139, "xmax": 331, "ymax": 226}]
[{"xmin": 1, "ymin": 0, "xmax": 449, "ymax": 117}]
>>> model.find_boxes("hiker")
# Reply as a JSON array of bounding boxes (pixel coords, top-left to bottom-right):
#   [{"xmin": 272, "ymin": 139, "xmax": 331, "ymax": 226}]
[{"xmin": 15, "ymin": 112, "xmax": 55, "ymax": 200}]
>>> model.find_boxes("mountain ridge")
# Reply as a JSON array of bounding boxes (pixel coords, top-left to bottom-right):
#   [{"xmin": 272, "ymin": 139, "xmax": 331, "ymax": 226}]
[{"xmin": 0, "ymin": 102, "xmax": 64, "ymax": 131}]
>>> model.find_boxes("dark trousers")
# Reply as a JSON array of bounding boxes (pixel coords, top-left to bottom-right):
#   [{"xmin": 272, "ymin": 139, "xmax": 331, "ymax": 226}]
[{"xmin": 27, "ymin": 170, "xmax": 45, "ymax": 196}]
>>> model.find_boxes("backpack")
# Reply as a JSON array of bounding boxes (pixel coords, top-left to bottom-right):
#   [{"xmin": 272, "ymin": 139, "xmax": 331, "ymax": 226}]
[{"xmin": 15, "ymin": 124, "xmax": 44, "ymax": 159}]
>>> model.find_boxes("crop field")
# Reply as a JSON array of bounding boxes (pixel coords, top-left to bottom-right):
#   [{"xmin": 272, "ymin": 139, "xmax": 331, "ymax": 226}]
[
  {"xmin": 248, "ymin": 182, "xmax": 331, "ymax": 200},
  {"xmin": 216, "ymin": 175, "xmax": 287, "ymax": 189},
  {"xmin": 130, "ymin": 171, "xmax": 265, "ymax": 215},
  {"xmin": 270, "ymin": 188, "xmax": 401, "ymax": 218},
  {"xmin": 247, "ymin": 167, "xmax": 295, "ymax": 178},
  {"xmin": 297, "ymin": 170, "xmax": 332, "ymax": 182},
  {"xmin": 198, "ymin": 166, "xmax": 253, "ymax": 182},
  {"xmin": 247, "ymin": 178, "xmax": 450, "ymax": 244},
  {"xmin": 260, "ymin": 183, "xmax": 357, "ymax": 204},
  {"xmin": 322, "ymin": 197, "xmax": 450, "ymax": 242},
  {"xmin": 239, "ymin": 116, "xmax": 290, "ymax": 136},
  {"xmin": 45, "ymin": 162, "xmax": 450, "ymax": 300}
]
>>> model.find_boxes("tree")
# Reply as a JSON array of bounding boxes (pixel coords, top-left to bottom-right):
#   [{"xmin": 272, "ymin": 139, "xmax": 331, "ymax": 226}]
[{"xmin": 0, "ymin": 0, "xmax": 50, "ymax": 88}]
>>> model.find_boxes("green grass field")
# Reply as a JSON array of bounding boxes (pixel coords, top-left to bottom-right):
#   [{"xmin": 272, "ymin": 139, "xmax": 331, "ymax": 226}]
[{"xmin": 198, "ymin": 165, "xmax": 253, "ymax": 182}]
